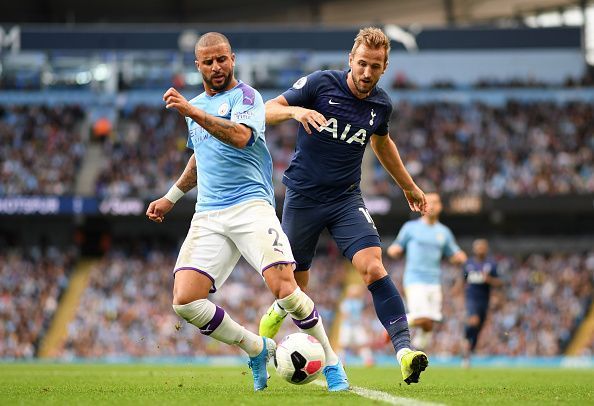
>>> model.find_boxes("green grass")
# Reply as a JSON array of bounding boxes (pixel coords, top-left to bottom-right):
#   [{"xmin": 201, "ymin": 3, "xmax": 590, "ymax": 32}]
[{"xmin": 1, "ymin": 364, "xmax": 593, "ymax": 405}]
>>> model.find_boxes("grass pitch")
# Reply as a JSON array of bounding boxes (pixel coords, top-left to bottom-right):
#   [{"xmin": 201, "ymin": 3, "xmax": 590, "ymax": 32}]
[{"xmin": 1, "ymin": 364, "xmax": 592, "ymax": 405}]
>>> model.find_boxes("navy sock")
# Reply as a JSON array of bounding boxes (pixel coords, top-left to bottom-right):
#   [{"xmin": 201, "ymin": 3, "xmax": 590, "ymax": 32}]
[
  {"xmin": 367, "ymin": 275, "xmax": 410, "ymax": 352},
  {"xmin": 464, "ymin": 325, "xmax": 480, "ymax": 352}
]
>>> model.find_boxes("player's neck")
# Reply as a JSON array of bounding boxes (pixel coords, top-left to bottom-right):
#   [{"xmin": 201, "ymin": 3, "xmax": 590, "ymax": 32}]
[
  {"xmin": 422, "ymin": 216, "xmax": 438, "ymax": 225},
  {"xmin": 346, "ymin": 72, "xmax": 372, "ymax": 99},
  {"xmin": 205, "ymin": 78, "xmax": 239, "ymax": 96}
]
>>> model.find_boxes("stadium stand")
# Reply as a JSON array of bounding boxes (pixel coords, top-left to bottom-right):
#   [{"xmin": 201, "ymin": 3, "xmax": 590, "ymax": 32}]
[
  {"xmin": 0, "ymin": 246, "xmax": 76, "ymax": 358},
  {"xmin": 0, "ymin": 105, "xmax": 86, "ymax": 196}
]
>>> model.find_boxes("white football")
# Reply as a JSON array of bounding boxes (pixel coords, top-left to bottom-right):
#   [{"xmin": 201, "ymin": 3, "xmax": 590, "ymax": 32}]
[{"xmin": 274, "ymin": 333, "xmax": 326, "ymax": 385}]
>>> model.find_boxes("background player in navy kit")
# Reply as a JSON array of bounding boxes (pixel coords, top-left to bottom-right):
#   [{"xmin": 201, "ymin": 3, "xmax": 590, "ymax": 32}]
[
  {"xmin": 459, "ymin": 239, "xmax": 502, "ymax": 367},
  {"xmin": 259, "ymin": 27, "xmax": 429, "ymax": 384}
]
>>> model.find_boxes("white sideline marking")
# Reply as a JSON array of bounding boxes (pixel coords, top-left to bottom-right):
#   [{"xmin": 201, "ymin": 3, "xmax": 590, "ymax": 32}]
[{"xmin": 313, "ymin": 380, "xmax": 445, "ymax": 406}]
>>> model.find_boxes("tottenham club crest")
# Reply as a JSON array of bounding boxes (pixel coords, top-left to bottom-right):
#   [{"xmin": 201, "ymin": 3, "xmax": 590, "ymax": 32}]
[{"xmin": 369, "ymin": 109, "xmax": 376, "ymax": 126}]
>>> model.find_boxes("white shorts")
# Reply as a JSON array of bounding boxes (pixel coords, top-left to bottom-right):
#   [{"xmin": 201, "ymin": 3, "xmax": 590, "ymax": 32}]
[
  {"xmin": 339, "ymin": 324, "xmax": 369, "ymax": 348},
  {"xmin": 404, "ymin": 284, "xmax": 443, "ymax": 322},
  {"xmin": 174, "ymin": 199, "xmax": 295, "ymax": 292}
]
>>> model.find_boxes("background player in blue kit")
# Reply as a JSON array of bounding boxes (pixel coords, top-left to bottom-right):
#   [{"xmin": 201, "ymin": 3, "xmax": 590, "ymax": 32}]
[
  {"xmin": 387, "ymin": 193, "xmax": 467, "ymax": 351},
  {"xmin": 259, "ymin": 27, "xmax": 430, "ymax": 384},
  {"xmin": 145, "ymin": 32, "xmax": 346, "ymax": 392},
  {"xmin": 459, "ymin": 239, "xmax": 502, "ymax": 367}
]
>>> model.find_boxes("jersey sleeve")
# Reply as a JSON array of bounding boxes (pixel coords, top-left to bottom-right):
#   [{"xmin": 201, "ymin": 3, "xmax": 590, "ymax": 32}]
[
  {"xmin": 281, "ymin": 70, "xmax": 323, "ymax": 108},
  {"xmin": 374, "ymin": 98, "xmax": 393, "ymax": 136},
  {"xmin": 392, "ymin": 222, "xmax": 411, "ymax": 249},
  {"xmin": 230, "ymin": 87, "xmax": 265, "ymax": 145},
  {"xmin": 443, "ymin": 227, "xmax": 462, "ymax": 258}
]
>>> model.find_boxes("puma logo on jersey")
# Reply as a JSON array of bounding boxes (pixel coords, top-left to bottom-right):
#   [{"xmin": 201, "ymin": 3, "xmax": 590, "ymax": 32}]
[
  {"xmin": 369, "ymin": 109, "xmax": 376, "ymax": 126},
  {"xmin": 319, "ymin": 118, "xmax": 367, "ymax": 146}
]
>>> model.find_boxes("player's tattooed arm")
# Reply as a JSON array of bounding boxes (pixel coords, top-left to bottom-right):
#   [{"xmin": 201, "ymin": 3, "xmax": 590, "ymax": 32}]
[
  {"xmin": 370, "ymin": 134, "xmax": 427, "ymax": 214},
  {"xmin": 163, "ymin": 87, "xmax": 252, "ymax": 148},
  {"xmin": 176, "ymin": 153, "xmax": 197, "ymax": 193}
]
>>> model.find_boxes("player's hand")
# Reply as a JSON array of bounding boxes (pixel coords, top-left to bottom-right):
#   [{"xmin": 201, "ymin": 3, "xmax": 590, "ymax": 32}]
[
  {"xmin": 403, "ymin": 185, "xmax": 427, "ymax": 214},
  {"xmin": 146, "ymin": 197, "xmax": 175, "ymax": 223},
  {"xmin": 292, "ymin": 107, "xmax": 327, "ymax": 135},
  {"xmin": 163, "ymin": 87, "xmax": 195, "ymax": 117}
]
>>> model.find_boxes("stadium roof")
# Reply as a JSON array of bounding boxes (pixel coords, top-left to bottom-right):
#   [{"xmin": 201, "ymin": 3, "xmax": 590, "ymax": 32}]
[{"xmin": 0, "ymin": 0, "xmax": 590, "ymax": 26}]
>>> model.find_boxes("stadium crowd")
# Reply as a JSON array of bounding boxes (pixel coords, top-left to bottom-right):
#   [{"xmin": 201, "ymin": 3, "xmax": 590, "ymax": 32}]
[
  {"xmin": 0, "ymin": 246, "xmax": 75, "ymax": 358},
  {"xmin": 370, "ymin": 101, "xmax": 594, "ymax": 198},
  {"xmin": 0, "ymin": 105, "xmax": 86, "ymax": 196},
  {"xmin": 60, "ymin": 243, "xmax": 345, "ymax": 359},
  {"xmin": 94, "ymin": 106, "xmax": 191, "ymax": 199}
]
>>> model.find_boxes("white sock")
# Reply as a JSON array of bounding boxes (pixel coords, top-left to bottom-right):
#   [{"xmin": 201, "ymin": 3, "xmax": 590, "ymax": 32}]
[
  {"xmin": 277, "ymin": 288, "xmax": 339, "ymax": 366},
  {"xmin": 173, "ymin": 299, "xmax": 263, "ymax": 357},
  {"xmin": 274, "ymin": 301, "xmax": 288, "ymax": 317},
  {"xmin": 396, "ymin": 348, "xmax": 412, "ymax": 365}
]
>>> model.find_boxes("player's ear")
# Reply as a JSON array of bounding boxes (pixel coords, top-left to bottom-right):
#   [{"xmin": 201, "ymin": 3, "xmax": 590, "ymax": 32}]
[
  {"xmin": 231, "ymin": 53, "xmax": 236, "ymax": 68},
  {"xmin": 383, "ymin": 60, "xmax": 389, "ymax": 73},
  {"xmin": 194, "ymin": 60, "xmax": 200, "ymax": 70},
  {"xmin": 348, "ymin": 52, "xmax": 353, "ymax": 68}
]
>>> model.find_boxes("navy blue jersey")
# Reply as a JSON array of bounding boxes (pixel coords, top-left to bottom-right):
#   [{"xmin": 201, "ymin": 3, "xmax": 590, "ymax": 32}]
[
  {"xmin": 281, "ymin": 70, "xmax": 393, "ymax": 202},
  {"xmin": 463, "ymin": 258, "xmax": 498, "ymax": 301}
]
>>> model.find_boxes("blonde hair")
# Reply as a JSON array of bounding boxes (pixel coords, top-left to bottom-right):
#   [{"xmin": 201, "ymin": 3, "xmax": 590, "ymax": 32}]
[{"xmin": 351, "ymin": 27, "xmax": 390, "ymax": 64}]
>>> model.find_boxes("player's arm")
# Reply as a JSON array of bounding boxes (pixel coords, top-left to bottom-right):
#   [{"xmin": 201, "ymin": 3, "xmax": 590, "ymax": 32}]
[
  {"xmin": 387, "ymin": 243, "xmax": 404, "ymax": 259},
  {"xmin": 449, "ymin": 250, "xmax": 468, "ymax": 265},
  {"xmin": 163, "ymin": 87, "xmax": 252, "ymax": 148},
  {"xmin": 146, "ymin": 153, "xmax": 197, "ymax": 223},
  {"xmin": 265, "ymin": 95, "xmax": 327, "ymax": 134},
  {"xmin": 370, "ymin": 134, "xmax": 427, "ymax": 214},
  {"xmin": 485, "ymin": 265, "xmax": 503, "ymax": 287}
]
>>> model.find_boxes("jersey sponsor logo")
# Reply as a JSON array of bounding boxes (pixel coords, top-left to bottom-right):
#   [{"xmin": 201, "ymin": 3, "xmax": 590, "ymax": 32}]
[
  {"xmin": 467, "ymin": 271, "xmax": 487, "ymax": 284},
  {"xmin": 218, "ymin": 102, "xmax": 230, "ymax": 116},
  {"xmin": 232, "ymin": 109, "xmax": 255, "ymax": 121},
  {"xmin": 319, "ymin": 118, "xmax": 367, "ymax": 146},
  {"xmin": 190, "ymin": 125, "xmax": 210, "ymax": 143},
  {"xmin": 292, "ymin": 76, "xmax": 307, "ymax": 89},
  {"xmin": 328, "ymin": 99, "xmax": 340, "ymax": 105}
]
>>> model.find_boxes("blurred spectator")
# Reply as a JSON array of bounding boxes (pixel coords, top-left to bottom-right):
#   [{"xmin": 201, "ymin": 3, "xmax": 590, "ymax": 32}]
[
  {"xmin": 0, "ymin": 246, "xmax": 75, "ymax": 358},
  {"xmin": 0, "ymin": 105, "xmax": 86, "ymax": 196}
]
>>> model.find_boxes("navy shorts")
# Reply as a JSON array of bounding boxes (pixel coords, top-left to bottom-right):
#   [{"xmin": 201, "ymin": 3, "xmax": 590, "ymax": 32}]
[
  {"xmin": 282, "ymin": 187, "xmax": 381, "ymax": 271},
  {"xmin": 466, "ymin": 297, "xmax": 489, "ymax": 324}
]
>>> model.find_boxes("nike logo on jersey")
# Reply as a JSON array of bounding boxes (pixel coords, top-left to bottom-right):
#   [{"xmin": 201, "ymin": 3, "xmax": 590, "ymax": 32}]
[{"xmin": 328, "ymin": 99, "xmax": 340, "ymax": 105}]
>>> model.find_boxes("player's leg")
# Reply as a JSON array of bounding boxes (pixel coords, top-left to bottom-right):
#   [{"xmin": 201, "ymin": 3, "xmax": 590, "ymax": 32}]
[
  {"xmin": 406, "ymin": 285, "xmax": 442, "ymax": 352},
  {"xmin": 259, "ymin": 189, "xmax": 324, "ymax": 339},
  {"xmin": 463, "ymin": 301, "xmax": 487, "ymax": 367},
  {"xmin": 329, "ymin": 196, "xmax": 427, "ymax": 384},
  {"xmin": 234, "ymin": 200, "xmax": 348, "ymax": 391},
  {"xmin": 171, "ymin": 214, "xmax": 274, "ymax": 391}
]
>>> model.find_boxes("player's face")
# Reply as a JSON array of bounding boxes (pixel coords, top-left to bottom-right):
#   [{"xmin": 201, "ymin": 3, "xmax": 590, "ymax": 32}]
[
  {"xmin": 195, "ymin": 43, "xmax": 235, "ymax": 92},
  {"xmin": 425, "ymin": 193, "xmax": 442, "ymax": 218},
  {"xmin": 348, "ymin": 44, "xmax": 387, "ymax": 96},
  {"xmin": 473, "ymin": 240, "xmax": 489, "ymax": 257}
]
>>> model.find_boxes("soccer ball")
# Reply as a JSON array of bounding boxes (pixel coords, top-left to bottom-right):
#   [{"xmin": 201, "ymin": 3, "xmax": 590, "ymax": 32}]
[{"xmin": 274, "ymin": 333, "xmax": 326, "ymax": 385}]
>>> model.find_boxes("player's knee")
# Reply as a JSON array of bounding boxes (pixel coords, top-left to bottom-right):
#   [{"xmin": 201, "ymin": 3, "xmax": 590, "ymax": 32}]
[
  {"xmin": 265, "ymin": 264, "xmax": 298, "ymax": 298},
  {"xmin": 172, "ymin": 287, "xmax": 206, "ymax": 306},
  {"xmin": 358, "ymin": 260, "xmax": 387, "ymax": 285}
]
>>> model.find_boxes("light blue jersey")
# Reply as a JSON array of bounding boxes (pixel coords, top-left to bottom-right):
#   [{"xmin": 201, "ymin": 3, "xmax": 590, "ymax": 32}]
[
  {"xmin": 185, "ymin": 81, "xmax": 274, "ymax": 212},
  {"xmin": 393, "ymin": 218, "xmax": 461, "ymax": 286}
]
